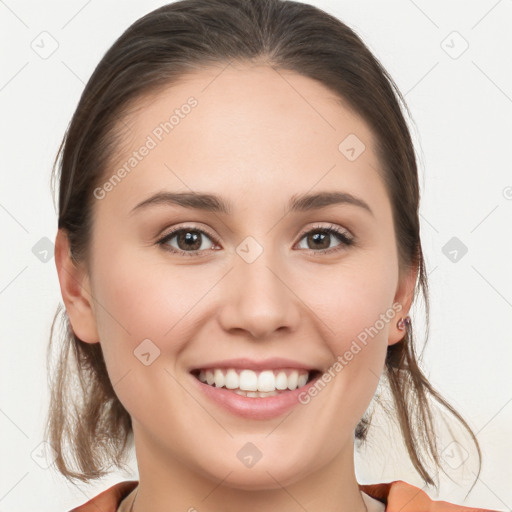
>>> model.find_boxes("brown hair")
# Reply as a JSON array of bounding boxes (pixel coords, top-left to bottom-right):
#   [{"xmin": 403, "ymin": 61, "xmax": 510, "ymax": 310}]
[{"xmin": 46, "ymin": 0, "xmax": 482, "ymax": 494}]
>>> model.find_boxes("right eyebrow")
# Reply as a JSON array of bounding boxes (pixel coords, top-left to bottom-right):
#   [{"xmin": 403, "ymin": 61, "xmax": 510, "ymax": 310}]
[{"xmin": 129, "ymin": 191, "xmax": 231, "ymax": 216}]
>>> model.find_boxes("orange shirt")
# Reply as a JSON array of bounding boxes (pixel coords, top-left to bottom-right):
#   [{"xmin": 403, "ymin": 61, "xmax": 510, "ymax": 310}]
[{"xmin": 69, "ymin": 479, "xmax": 500, "ymax": 511}]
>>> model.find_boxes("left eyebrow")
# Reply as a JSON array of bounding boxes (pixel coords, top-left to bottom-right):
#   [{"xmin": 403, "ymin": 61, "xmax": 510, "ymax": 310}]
[
  {"xmin": 129, "ymin": 190, "xmax": 374, "ymax": 217},
  {"xmin": 288, "ymin": 190, "xmax": 374, "ymax": 217}
]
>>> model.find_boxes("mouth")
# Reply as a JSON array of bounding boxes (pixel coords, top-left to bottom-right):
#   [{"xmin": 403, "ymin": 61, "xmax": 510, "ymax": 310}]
[{"xmin": 190, "ymin": 367, "xmax": 322, "ymax": 398}]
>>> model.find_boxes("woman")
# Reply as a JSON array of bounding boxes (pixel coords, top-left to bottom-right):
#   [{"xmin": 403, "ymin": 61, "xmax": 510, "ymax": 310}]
[{"xmin": 46, "ymin": 0, "xmax": 500, "ymax": 510}]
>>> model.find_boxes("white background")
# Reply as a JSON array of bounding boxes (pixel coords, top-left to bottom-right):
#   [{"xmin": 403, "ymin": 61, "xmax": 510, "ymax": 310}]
[{"xmin": 0, "ymin": 0, "xmax": 511, "ymax": 510}]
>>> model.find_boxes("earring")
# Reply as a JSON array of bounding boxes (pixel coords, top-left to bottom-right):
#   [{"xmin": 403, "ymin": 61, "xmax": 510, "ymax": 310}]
[{"xmin": 397, "ymin": 316, "xmax": 411, "ymax": 331}]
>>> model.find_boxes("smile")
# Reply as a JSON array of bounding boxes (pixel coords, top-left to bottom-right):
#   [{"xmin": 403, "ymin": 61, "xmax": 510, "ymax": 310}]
[{"xmin": 192, "ymin": 368, "xmax": 319, "ymax": 397}]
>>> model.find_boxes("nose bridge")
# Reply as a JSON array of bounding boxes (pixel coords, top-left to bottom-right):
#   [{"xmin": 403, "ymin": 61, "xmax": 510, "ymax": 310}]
[{"xmin": 219, "ymin": 235, "xmax": 300, "ymax": 339}]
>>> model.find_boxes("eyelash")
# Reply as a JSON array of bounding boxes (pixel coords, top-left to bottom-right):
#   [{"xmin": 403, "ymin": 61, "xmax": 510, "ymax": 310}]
[{"xmin": 156, "ymin": 223, "xmax": 355, "ymax": 257}]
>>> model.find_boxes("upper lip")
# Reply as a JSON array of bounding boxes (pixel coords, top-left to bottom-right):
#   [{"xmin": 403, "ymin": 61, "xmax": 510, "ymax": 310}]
[{"xmin": 189, "ymin": 357, "xmax": 321, "ymax": 373}]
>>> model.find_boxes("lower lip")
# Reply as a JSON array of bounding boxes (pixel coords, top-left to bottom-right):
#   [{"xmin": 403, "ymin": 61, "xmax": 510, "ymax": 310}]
[{"xmin": 190, "ymin": 372, "xmax": 321, "ymax": 420}]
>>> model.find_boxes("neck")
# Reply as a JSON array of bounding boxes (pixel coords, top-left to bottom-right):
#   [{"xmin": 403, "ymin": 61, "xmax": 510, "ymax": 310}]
[{"xmin": 129, "ymin": 426, "xmax": 368, "ymax": 512}]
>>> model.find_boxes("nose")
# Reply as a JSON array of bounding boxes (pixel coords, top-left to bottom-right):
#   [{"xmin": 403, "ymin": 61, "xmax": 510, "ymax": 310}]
[{"xmin": 217, "ymin": 248, "xmax": 301, "ymax": 340}]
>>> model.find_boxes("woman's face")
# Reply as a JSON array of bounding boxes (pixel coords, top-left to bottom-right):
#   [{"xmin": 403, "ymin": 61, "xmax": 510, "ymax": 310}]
[{"xmin": 60, "ymin": 63, "xmax": 415, "ymax": 489}]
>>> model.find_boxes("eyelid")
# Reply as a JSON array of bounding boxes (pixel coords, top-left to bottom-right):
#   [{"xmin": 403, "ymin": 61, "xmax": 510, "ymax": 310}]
[{"xmin": 296, "ymin": 223, "xmax": 353, "ymax": 242}]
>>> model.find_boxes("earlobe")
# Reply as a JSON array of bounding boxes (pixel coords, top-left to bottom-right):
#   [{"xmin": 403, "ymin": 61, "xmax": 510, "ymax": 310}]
[
  {"xmin": 389, "ymin": 265, "xmax": 418, "ymax": 346},
  {"xmin": 54, "ymin": 229, "xmax": 99, "ymax": 344}
]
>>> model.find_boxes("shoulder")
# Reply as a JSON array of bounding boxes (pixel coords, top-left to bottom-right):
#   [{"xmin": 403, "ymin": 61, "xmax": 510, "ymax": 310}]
[
  {"xmin": 68, "ymin": 480, "xmax": 139, "ymax": 512},
  {"xmin": 359, "ymin": 480, "xmax": 501, "ymax": 512}
]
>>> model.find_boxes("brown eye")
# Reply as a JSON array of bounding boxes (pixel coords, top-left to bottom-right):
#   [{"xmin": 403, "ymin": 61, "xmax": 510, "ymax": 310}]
[
  {"xmin": 296, "ymin": 225, "xmax": 354, "ymax": 253},
  {"xmin": 157, "ymin": 226, "xmax": 218, "ymax": 256},
  {"xmin": 156, "ymin": 223, "xmax": 354, "ymax": 258}
]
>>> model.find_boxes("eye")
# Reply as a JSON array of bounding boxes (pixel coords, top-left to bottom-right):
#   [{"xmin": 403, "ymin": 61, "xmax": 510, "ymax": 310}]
[
  {"xmin": 295, "ymin": 224, "xmax": 354, "ymax": 254},
  {"xmin": 156, "ymin": 223, "xmax": 355, "ymax": 257},
  {"xmin": 156, "ymin": 225, "xmax": 219, "ymax": 257}
]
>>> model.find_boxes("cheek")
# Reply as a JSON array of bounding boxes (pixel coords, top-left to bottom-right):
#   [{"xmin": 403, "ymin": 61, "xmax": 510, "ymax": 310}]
[
  {"xmin": 89, "ymin": 241, "xmax": 211, "ymax": 376},
  {"xmin": 94, "ymin": 219, "xmax": 210, "ymax": 320},
  {"xmin": 294, "ymin": 253, "xmax": 398, "ymax": 401},
  {"xmin": 300, "ymin": 256, "xmax": 398, "ymax": 344},
  {"xmin": 89, "ymin": 246, "xmax": 213, "ymax": 429}
]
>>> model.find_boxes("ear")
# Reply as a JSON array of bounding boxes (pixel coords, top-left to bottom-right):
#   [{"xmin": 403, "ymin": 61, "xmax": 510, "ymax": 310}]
[
  {"xmin": 54, "ymin": 228, "xmax": 99, "ymax": 344},
  {"xmin": 388, "ymin": 264, "xmax": 418, "ymax": 346}
]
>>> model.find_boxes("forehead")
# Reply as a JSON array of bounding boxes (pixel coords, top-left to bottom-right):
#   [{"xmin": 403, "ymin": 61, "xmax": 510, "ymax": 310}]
[{"xmin": 100, "ymin": 63, "xmax": 386, "ymax": 214}]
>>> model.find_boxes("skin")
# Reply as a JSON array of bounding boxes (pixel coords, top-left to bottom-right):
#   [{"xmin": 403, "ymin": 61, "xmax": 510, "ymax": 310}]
[{"xmin": 55, "ymin": 62, "xmax": 417, "ymax": 512}]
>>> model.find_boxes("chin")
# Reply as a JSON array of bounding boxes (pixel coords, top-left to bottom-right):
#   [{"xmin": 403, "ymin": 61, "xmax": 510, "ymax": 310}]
[{"xmin": 195, "ymin": 456, "xmax": 313, "ymax": 491}]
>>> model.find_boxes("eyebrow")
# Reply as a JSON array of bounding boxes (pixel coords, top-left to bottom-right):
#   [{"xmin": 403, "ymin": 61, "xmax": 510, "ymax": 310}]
[{"xmin": 129, "ymin": 190, "xmax": 373, "ymax": 217}]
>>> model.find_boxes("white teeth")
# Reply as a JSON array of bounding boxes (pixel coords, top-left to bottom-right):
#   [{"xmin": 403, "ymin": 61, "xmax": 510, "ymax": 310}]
[
  {"xmin": 224, "ymin": 369, "xmax": 239, "ymax": 389},
  {"xmin": 298, "ymin": 373, "xmax": 308, "ymax": 388},
  {"xmin": 275, "ymin": 371, "xmax": 288, "ymax": 390},
  {"xmin": 195, "ymin": 367, "xmax": 311, "ymax": 393},
  {"xmin": 213, "ymin": 369, "xmax": 225, "ymax": 388},
  {"xmin": 257, "ymin": 370, "xmax": 275, "ymax": 392},
  {"xmin": 239, "ymin": 369, "xmax": 258, "ymax": 391},
  {"xmin": 234, "ymin": 389, "xmax": 279, "ymax": 397},
  {"xmin": 287, "ymin": 370, "xmax": 298, "ymax": 390}
]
